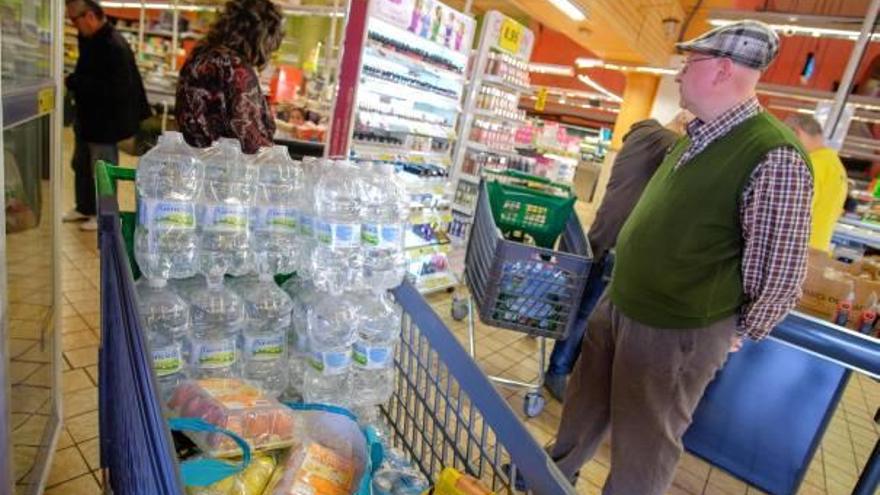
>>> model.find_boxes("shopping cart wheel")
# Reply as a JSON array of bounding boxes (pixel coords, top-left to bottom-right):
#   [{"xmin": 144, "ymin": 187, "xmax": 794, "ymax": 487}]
[
  {"xmin": 451, "ymin": 296, "xmax": 468, "ymax": 321},
  {"xmin": 523, "ymin": 392, "xmax": 545, "ymax": 417}
]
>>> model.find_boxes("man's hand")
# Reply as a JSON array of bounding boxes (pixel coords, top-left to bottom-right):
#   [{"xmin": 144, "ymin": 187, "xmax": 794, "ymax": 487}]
[{"xmin": 729, "ymin": 336, "xmax": 744, "ymax": 353}]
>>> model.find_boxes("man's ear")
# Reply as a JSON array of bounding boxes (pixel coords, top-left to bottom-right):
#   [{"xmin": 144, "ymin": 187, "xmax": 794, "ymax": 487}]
[{"xmin": 713, "ymin": 58, "xmax": 735, "ymax": 85}]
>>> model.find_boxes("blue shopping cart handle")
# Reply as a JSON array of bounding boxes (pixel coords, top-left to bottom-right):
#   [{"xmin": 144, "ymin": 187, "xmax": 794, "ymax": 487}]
[{"xmin": 168, "ymin": 417, "xmax": 252, "ymax": 487}]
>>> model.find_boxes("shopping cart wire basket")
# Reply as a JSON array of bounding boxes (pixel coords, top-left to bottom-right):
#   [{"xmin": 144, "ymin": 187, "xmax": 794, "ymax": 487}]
[
  {"xmin": 95, "ymin": 161, "xmax": 575, "ymax": 494},
  {"xmin": 466, "ymin": 181, "xmax": 591, "ymax": 341}
]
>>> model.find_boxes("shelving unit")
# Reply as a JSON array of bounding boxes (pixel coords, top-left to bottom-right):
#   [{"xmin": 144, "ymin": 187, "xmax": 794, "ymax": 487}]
[
  {"xmin": 346, "ymin": 1, "xmax": 475, "ymax": 294},
  {"xmin": 447, "ymin": 10, "xmax": 535, "ymax": 246}
]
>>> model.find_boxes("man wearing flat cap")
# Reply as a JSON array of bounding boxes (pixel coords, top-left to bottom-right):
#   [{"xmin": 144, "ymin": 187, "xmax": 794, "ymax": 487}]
[{"xmin": 547, "ymin": 20, "xmax": 813, "ymax": 494}]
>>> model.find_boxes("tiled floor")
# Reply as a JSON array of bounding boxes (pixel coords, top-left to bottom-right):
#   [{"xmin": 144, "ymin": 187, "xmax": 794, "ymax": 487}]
[{"xmin": 43, "ymin": 128, "xmax": 880, "ymax": 494}]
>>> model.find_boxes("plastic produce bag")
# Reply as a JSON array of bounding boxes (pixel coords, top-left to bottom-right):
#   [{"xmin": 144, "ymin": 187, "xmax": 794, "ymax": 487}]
[
  {"xmin": 168, "ymin": 379, "xmax": 300, "ymax": 457},
  {"xmin": 265, "ymin": 404, "xmax": 382, "ymax": 495}
]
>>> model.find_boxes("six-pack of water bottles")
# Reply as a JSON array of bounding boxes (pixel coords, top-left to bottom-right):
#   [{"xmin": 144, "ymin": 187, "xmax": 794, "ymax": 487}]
[{"xmin": 133, "ymin": 131, "xmax": 409, "ymax": 414}]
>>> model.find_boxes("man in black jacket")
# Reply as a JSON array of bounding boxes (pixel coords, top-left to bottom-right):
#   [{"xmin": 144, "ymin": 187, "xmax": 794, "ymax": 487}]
[{"xmin": 65, "ymin": 0, "xmax": 150, "ymax": 231}]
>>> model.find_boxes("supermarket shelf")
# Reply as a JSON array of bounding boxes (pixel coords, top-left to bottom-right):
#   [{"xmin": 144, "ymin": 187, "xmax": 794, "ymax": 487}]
[
  {"xmin": 116, "ymin": 26, "xmax": 203, "ymax": 39},
  {"xmin": 357, "ymin": 107, "xmax": 452, "ymax": 131},
  {"xmin": 405, "ymin": 231, "xmax": 451, "ymax": 250},
  {"xmin": 360, "ymin": 75, "xmax": 462, "ymax": 111},
  {"xmin": 352, "ymin": 142, "xmax": 452, "ymax": 163},
  {"xmin": 472, "ymin": 108, "xmax": 527, "ymax": 126},
  {"xmin": 365, "ymin": 41, "xmax": 465, "ymax": 84},
  {"xmin": 481, "ymin": 75, "xmax": 531, "ymax": 94},
  {"xmin": 452, "ymin": 201, "xmax": 476, "ymax": 216},
  {"xmin": 414, "ymin": 271, "xmax": 458, "ymax": 294},
  {"xmin": 458, "ymin": 172, "xmax": 481, "ymax": 184},
  {"xmin": 466, "ymin": 141, "xmax": 520, "ymax": 159}
]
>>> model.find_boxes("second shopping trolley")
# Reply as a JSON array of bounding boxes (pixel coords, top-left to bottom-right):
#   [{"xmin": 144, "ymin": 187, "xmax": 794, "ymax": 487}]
[{"xmin": 457, "ymin": 177, "xmax": 592, "ymax": 417}]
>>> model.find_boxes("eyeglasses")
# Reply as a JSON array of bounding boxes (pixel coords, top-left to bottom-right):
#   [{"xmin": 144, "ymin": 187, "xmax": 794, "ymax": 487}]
[{"xmin": 679, "ymin": 56, "xmax": 717, "ymax": 73}]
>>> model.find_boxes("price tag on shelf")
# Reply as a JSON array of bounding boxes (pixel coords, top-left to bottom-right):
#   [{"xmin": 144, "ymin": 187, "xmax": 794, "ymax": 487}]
[
  {"xmin": 535, "ymin": 87, "xmax": 548, "ymax": 112},
  {"xmin": 37, "ymin": 87, "xmax": 54, "ymax": 114},
  {"xmin": 498, "ymin": 17, "xmax": 524, "ymax": 54}
]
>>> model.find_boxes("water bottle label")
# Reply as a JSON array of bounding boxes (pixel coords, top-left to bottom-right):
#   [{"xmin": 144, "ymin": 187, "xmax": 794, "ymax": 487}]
[
  {"xmin": 244, "ymin": 334, "xmax": 285, "ymax": 361},
  {"xmin": 152, "ymin": 345, "xmax": 183, "ymax": 377},
  {"xmin": 192, "ymin": 339, "xmax": 237, "ymax": 369},
  {"xmin": 300, "ymin": 214, "xmax": 315, "ymax": 237},
  {"xmin": 199, "ymin": 204, "xmax": 248, "ymax": 232},
  {"xmin": 138, "ymin": 198, "xmax": 196, "ymax": 230},
  {"xmin": 352, "ymin": 342, "xmax": 394, "ymax": 369},
  {"xmin": 316, "ymin": 221, "xmax": 361, "ymax": 248},
  {"xmin": 308, "ymin": 350, "xmax": 351, "ymax": 375},
  {"xmin": 362, "ymin": 224, "xmax": 402, "ymax": 248},
  {"xmin": 255, "ymin": 207, "xmax": 299, "ymax": 232}
]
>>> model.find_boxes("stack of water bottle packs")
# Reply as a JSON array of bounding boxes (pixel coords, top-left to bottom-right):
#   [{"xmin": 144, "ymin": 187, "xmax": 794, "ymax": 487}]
[{"xmin": 133, "ymin": 132, "xmax": 423, "ymax": 494}]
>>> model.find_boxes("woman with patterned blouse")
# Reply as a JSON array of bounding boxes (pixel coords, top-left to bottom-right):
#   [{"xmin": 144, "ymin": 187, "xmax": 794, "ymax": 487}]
[{"xmin": 175, "ymin": 0, "xmax": 284, "ymax": 153}]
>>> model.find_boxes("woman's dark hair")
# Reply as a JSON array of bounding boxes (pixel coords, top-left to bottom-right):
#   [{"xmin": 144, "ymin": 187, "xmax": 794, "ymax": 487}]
[{"xmin": 200, "ymin": 0, "xmax": 284, "ymax": 67}]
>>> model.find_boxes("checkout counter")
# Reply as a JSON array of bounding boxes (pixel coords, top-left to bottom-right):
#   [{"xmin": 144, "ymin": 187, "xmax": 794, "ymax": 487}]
[{"xmin": 683, "ymin": 217, "xmax": 880, "ymax": 494}]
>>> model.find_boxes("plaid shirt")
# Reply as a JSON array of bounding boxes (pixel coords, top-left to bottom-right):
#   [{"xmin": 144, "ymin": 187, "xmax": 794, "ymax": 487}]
[{"xmin": 678, "ymin": 97, "xmax": 813, "ymax": 340}]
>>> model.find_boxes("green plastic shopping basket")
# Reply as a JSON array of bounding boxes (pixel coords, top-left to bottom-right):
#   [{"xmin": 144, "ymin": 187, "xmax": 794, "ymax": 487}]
[
  {"xmin": 482, "ymin": 169, "xmax": 573, "ymax": 198},
  {"xmin": 486, "ymin": 180, "xmax": 577, "ymax": 249}
]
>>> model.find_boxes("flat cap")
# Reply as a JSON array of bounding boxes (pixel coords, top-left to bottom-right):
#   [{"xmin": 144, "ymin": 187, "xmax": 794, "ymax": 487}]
[{"xmin": 676, "ymin": 20, "xmax": 779, "ymax": 70}]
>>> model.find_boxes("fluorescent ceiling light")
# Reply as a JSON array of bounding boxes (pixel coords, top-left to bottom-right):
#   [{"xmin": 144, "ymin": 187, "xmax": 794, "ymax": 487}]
[
  {"xmin": 577, "ymin": 74, "xmax": 622, "ymax": 103},
  {"xmin": 709, "ymin": 18, "xmax": 877, "ymax": 41},
  {"xmin": 528, "ymin": 63, "xmax": 575, "ymax": 76},
  {"xmin": 576, "ymin": 57, "xmax": 677, "ymax": 76},
  {"xmin": 548, "ymin": 0, "xmax": 587, "ymax": 22}
]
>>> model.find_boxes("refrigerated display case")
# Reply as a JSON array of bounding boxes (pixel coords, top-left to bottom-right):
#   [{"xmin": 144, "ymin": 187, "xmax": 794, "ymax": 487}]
[{"xmin": 1, "ymin": 0, "xmax": 64, "ymax": 493}]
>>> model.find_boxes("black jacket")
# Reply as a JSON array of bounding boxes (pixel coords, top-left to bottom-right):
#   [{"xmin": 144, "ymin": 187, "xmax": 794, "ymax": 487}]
[{"xmin": 67, "ymin": 23, "xmax": 151, "ymax": 143}]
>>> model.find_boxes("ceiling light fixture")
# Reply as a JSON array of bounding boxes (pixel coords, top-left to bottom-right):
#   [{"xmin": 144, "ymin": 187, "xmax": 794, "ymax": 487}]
[
  {"xmin": 576, "ymin": 57, "xmax": 678, "ymax": 76},
  {"xmin": 547, "ymin": 0, "xmax": 587, "ymax": 22},
  {"xmin": 528, "ymin": 63, "xmax": 575, "ymax": 76},
  {"xmin": 577, "ymin": 74, "xmax": 623, "ymax": 103}
]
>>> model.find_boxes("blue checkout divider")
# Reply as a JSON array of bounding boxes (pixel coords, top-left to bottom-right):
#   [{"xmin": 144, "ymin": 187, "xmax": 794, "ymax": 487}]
[{"xmin": 684, "ymin": 311, "xmax": 880, "ymax": 495}]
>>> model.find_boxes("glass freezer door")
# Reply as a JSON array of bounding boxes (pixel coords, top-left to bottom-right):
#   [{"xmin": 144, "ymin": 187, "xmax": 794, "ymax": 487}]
[{"xmin": 1, "ymin": 0, "xmax": 64, "ymax": 493}]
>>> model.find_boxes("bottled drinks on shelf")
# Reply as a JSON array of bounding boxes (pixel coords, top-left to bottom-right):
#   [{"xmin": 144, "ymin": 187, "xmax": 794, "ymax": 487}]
[
  {"xmin": 134, "ymin": 131, "xmax": 203, "ymax": 280},
  {"xmin": 198, "ymin": 138, "xmax": 256, "ymax": 279},
  {"xmin": 351, "ymin": 293, "xmax": 400, "ymax": 407},
  {"xmin": 136, "ymin": 278, "xmax": 189, "ymax": 402},
  {"xmin": 304, "ymin": 293, "xmax": 356, "ymax": 407},
  {"xmin": 187, "ymin": 276, "xmax": 245, "ymax": 379},
  {"xmin": 362, "ymin": 163, "xmax": 409, "ymax": 292},
  {"xmin": 251, "ymin": 146, "xmax": 304, "ymax": 275},
  {"xmin": 311, "ymin": 160, "xmax": 365, "ymax": 295},
  {"xmin": 234, "ymin": 274, "xmax": 293, "ymax": 397}
]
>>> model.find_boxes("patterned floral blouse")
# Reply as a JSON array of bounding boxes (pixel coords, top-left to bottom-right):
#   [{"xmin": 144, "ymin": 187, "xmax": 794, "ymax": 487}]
[{"xmin": 175, "ymin": 46, "xmax": 275, "ymax": 154}]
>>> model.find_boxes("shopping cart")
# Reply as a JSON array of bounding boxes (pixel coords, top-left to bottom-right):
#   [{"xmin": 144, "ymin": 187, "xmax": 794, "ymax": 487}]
[
  {"xmin": 454, "ymin": 180, "xmax": 592, "ymax": 417},
  {"xmin": 95, "ymin": 161, "xmax": 575, "ymax": 494}
]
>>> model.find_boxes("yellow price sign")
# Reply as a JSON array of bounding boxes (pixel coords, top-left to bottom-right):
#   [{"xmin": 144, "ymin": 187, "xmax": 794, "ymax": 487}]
[
  {"xmin": 535, "ymin": 87, "xmax": 548, "ymax": 112},
  {"xmin": 37, "ymin": 87, "xmax": 55, "ymax": 114},
  {"xmin": 498, "ymin": 17, "xmax": 524, "ymax": 54}
]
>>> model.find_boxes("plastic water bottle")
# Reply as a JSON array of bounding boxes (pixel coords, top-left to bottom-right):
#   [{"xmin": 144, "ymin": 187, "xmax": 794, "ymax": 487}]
[
  {"xmin": 136, "ymin": 277, "xmax": 189, "ymax": 402},
  {"xmin": 297, "ymin": 157, "xmax": 322, "ymax": 280},
  {"xmin": 351, "ymin": 293, "xmax": 400, "ymax": 407},
  {"xmin": 198, "ymin": 138, "xmax": 256, "ymax": 278},
  {"xmin": 134, "ymin": 131, "xmax": 203, "ymax": 280},
  {"xmin": 311, "ymin": 160, "xmax": 364, "ymax": 294},
  {"xmin": 236, "ymin": 273, "xmax": 293, "ymax": 397},
  {"xmin": 251, "ymin": 146, "xmax": 303, "ymax": 275},
  {"xmin": 187, "ymin": 277, "xmax": 245, "ymax": 379},
  {"xmin": 281, "ymin": 276, "xmax": 318, "ymax": 401},
  {"xmin": 303, "ymin": 293, "xmax": 356, "ymax": 407},
  {"xmin": 362, "ymin": 163, "xmax": 409, "ymax": 292}
]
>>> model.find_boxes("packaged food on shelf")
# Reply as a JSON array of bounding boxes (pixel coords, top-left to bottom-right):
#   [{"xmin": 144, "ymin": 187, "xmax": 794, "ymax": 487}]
[
  {"xmin": 168, "ymin": 379, "xmax": 299, "ymax": 457},
  {"xmin": 186, "ymin": 453, "xmax": 277, "ymax": 495}
]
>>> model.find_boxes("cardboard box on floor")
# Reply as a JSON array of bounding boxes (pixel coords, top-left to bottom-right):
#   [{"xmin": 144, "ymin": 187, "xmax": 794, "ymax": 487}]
[{"xmin": 796, "ymin": 249, "xmax": 880, "ymax": 330}]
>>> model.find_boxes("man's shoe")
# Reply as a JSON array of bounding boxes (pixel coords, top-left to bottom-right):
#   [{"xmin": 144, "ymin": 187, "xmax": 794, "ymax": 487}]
[
  {"xmin": 62, "ymin": 209, "xmax": 89, "ymax": 222},
  {"xmin": 79, "ymin": 217, "xmax": 98, "ymax": 231},
  {"xmin": 544, "ymin": 373, "xmax": 568, "ymax": 402}
]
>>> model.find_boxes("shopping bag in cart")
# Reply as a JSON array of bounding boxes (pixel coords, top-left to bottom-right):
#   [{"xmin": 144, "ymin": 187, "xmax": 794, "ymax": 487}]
[
  {"xmin": 168, "ymin": 417, "xmax": 253, "ymax": 487},
  {"xmin": 263, "ymin": 403, "xmax": 383, "ymax": 495}
]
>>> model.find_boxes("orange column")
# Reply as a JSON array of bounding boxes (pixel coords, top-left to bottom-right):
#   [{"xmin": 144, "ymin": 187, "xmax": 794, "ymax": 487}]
[{"xmin": 589, "ymin": 72, "xmax": 660, "ymax": 211}]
